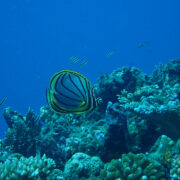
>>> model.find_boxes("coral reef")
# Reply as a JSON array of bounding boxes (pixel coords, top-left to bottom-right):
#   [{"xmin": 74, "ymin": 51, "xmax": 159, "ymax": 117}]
[
  {"xmin": 3, "ymin": 106, "xmax": 71, "ymax": 169},
  {"xmin": 95, "ymin": 152, "xmax": 166, "ymax": 180},
  {"xmin": 39, "ymin": 107, "xmax": 72, "ymax": 169},
  {"xmin": 149, "ymin": 135, "xmax": 174, "ymax": 165},
  {"xmin": 151, "ymin": 59, "xmax": 180, "ymax": 87},
  {"xmin": 0, "ymin": 154, "xmax": 55, "ymax": 180},
  {"xmin": 96, "ymin": 66, "xmax": 148, "ymax": 112},
  {"xmin": 64, "ymin": 152, "xmax": 103, "ymax": 180},
  {"xmin": 117, "ymin": 83, "xmax": 180, "ymax": 140},
  {"xmin": 101, "ymin": 101, "xmax": 129, "ymax": 161},
  {"xmin": 47, "ymin": 169, "xmax": 64, "ymax": 180},
  {"xmin": 0, "ymin": 59, "xmax": 180, "ymax": 179},
  {"xmin": 64, "ymin": 117, "xmax": 106, "ymax": 160},
  {"xmin": 3, "ymin": 107, "xmax": 41, "ymax": 156},
  {"xmin": 169, "ymin": 153, "xmax": 180, "ymax": 179}
]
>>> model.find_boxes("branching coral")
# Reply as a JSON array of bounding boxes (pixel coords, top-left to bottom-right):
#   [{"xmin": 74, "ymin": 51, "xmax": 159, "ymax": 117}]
[
  {"xmin": 169, "ymin": 153, "xmax": 180, "ymax": 179},
  {"xmin": 99, "ymin": 152, "xmax": 167, "ymax": 180},
  {"xmin": 0, "ymin": 154, "xmax": 55, "ymax": 180}
]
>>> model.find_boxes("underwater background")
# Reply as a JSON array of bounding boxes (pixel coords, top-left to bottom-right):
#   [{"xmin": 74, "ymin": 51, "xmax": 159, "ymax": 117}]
[{"xmin": 0, "ymin": 0, "xmax": 180, "ymax": 179}]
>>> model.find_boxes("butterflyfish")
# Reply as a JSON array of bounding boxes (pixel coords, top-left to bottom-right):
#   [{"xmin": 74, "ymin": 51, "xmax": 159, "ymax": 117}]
[
  {"xmin": 46, "ymin": 70, "xmax": 101, "ymax": 114},
  {"xmin": 0, "ymin": 97, "xmax": 7, "ymax": 106}
]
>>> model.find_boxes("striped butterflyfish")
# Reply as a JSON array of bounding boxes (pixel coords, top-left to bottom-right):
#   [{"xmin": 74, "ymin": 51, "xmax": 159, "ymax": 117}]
[{"xmin": 46, "ymin": 70, "xmax": 101, "ymax": 114}]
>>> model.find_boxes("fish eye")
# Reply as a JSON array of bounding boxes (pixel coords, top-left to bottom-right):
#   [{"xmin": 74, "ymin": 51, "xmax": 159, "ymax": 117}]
[{"xmin": 97, "ymin": 98, "xmax": 103, "ymax": 104}]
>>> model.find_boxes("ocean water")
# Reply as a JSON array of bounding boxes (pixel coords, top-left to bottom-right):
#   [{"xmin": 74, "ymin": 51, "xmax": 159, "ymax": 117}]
[{"xmin": 0, "ymin": 0, "xmax": 180, "ymax": 139}]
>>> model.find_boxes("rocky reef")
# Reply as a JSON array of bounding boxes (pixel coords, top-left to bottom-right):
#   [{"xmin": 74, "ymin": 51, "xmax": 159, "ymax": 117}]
[{"xmin": 0, "ymin": 59, "xmax": 180, "ymax": 179}]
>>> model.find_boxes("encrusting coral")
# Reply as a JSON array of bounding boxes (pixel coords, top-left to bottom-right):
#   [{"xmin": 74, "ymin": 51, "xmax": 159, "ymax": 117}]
[{"xmin": 64, "ymin": 152, "xmax": 104, "ymax": 180}]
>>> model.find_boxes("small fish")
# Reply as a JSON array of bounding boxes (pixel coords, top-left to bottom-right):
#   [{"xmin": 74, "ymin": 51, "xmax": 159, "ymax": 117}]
[
  {"xmin": 137, "ymin": 41, "xmax": 150, "ymax": 48},
  {"xmin": 0, "ymin": 97, "xmax": 7, "ymax": 106},
  {"xmin": 69, "ymin": 56, "xmax": 80, "ymax": 63},
  {"xmin": 69, "ymin": 56, "xmax": 89, "ymax": 67},
  {"xmin": 144, "ymin": 41, "xmax": 150, "ymax": 45},
  {"xmin": 147, "ymin": 49, "xmax": 152, "ymax": 54},
  {"xmin": 78, "ymin": 60, "xmax": 89, "ymax": 67},
  {"xmin": 46, "ymin": 70, "xmax": 102, "ymax": 114},
  {"xmin": 106, "ymin": 50, "xmax": 117, "ymax": 58},
  {"xmin": 137, "ymin": 43, "xmax": 145, "ymax": 48}
]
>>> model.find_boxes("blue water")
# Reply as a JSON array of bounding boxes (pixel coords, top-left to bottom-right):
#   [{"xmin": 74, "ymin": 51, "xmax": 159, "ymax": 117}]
[{"xmin": 0, "ymin": 0, "xmax": 180, "ymax": 138}]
